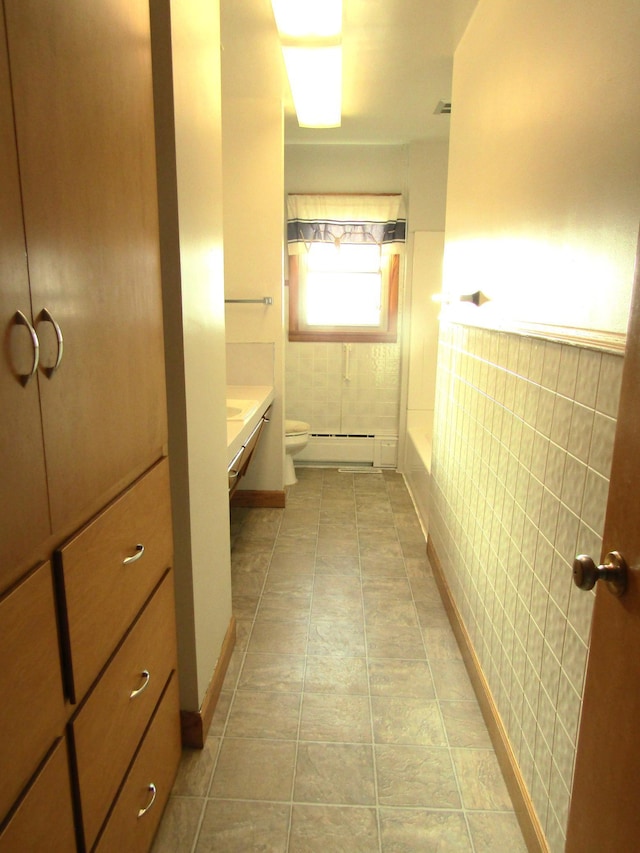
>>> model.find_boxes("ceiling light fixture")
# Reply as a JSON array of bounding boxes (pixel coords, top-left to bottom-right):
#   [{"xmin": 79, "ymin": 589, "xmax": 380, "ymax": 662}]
[{"xmin": 271, "ymin": 0, "xmax": 343, "ymax": 129}]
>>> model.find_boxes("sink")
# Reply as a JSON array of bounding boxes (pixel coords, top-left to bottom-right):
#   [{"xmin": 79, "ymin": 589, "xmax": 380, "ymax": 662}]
[{"xmin": 226, "ymin": 399, "xmax": 259, "ymax": 421}]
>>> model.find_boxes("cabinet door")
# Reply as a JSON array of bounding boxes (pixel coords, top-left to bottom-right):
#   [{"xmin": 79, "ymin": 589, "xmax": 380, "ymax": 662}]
[
  {"xmin": 0, "ymin": 9, "xmax": 50, "ymax": 592},
  {"xmin": 4, "ymin": 0, "xmax": 167, "ymax": 534}
]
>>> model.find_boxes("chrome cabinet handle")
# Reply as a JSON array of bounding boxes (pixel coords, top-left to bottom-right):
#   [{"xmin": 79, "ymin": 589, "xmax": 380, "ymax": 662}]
[
  {"xmin": 123, "ymin": 544, "xmax": 145, "ymax": 565},
  {"xmin": 129, "ymin": 669, "xmax": 150, "ymax": 699},
  {"xmin": 39, "ymin": 307, "xmax": 64, "ymax": 377},
  {"xmin": 14, "ymin": 310, "xmax": 40, "ymax": 386},
  {"xmin": 137, "ymin": 783, "xmax": 157, "ymax": 818}
]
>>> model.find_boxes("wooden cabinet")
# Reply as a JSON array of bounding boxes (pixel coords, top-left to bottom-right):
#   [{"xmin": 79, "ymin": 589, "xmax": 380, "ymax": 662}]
[
  {"xmin": 0, "ymin": 7, "xmax": 50, "ymax": 589},
  {"xmin": 57, "ymin": 460, "xmax": 174, "ymax": 702},
  {"xmin": 0, "ymin": 0, "xmax": 168, "ymax": 596},
  {"xmin": 0, "ymin": 738, "xmax": 76, "ymax": 853},
  {"xmin": 94, "ymin": 674, "xmax": 182, "ymax": 853},
  {"xmin": 0, "ymin": 1, "xmax": 181, "ymax": 849},
  {"xmin": 0, "ymin": 563, "xmax": 66, "ymax": 820}
]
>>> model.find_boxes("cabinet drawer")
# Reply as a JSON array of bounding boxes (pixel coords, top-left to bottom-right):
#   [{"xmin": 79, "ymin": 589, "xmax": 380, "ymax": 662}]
[
  {"xmin": 94, "ymin": 672, "xmax": 181, "ymax": 853},
  {"xmin": 0, "ymin": 562, "xmax": 66, "ymax": 821},
  {"xmin": 72, "ymin": 571, "xmax": 177, "ymax": 850},
  {"xmin": 56, "ymin": 459, "xmax": 173, "ymax": 702},
  {"xmin": 0, "ymin": 737, "xmax": 76, "ymax": 853}
]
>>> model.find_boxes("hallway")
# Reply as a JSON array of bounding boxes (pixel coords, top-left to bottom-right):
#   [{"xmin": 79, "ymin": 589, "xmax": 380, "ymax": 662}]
[{"xmin": 153, "ymin": 468, "xmax": 527, "ymax": 851}]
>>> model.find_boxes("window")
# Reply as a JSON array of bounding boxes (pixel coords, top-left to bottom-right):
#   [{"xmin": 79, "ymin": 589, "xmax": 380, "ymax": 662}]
[
  {"xmin": 288, "ymin": 244, "xmax": 399, "ymax": 342},
  {"xmin": 286, "ymin": 193, "xmax": 405, "ymax": 343}
]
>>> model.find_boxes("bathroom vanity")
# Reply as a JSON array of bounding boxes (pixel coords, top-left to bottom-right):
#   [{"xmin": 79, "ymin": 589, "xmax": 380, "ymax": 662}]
[{"xmin": 226, "ymin": 385, "xmax": 274, "ymax": 497}]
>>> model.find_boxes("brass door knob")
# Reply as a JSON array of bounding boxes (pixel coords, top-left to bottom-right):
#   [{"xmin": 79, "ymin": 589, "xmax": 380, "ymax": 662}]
[{"xmin": 572, "ymin": 551, "xmax": 628, "ymax": 597}]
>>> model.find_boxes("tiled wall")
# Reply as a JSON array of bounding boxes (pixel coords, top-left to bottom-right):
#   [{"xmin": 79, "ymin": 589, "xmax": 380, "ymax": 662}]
[
  {"xmin": 285, "ymin": 341, "xmax": 402, "ymax": 436},
  {"xmin": 429, "ymin": 323, "xmax": 623, "ymax": 852}
]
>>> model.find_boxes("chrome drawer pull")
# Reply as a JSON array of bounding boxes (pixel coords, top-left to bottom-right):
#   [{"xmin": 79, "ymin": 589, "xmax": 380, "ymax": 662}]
[
  {"xmin": 39, "ymin": 307, "xmax": 64, "ymax": 377},
  {"xmin": 14, "ymin": 310, "xmax": 40, "ymax": 386},
  {"xmin": 137, "ymin": 783, "xmax": 157, "ymax": 818},
  {"xmin": 123, "ymin": 544, "xmax": 145, "ymax": 565},
  {"xmin": 129, "ymin": 669, "xmax": 150, "ymax": 699}
]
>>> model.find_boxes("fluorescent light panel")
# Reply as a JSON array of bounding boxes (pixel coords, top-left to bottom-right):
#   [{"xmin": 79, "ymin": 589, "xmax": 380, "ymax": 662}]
[
  {"xmin": 282, "ymin": 45, "xmax": 342, "ymax": 128},
  {"xmin": 271, "ymin": 0, "xmax": 342, "ymax": 128},
  {"xmin": 271, "ymin": 0, "xmax": 342, "ymax": 39}
]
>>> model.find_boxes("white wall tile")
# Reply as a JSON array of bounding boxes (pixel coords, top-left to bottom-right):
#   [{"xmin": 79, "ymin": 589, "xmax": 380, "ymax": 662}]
[{"xmin": 430, "ymin": 325, "xmax": 621, "ymax": 846}]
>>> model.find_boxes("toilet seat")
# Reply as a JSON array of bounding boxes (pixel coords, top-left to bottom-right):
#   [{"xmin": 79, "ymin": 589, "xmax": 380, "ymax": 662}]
[{"xmin": 285, "ymin": 419, "xmax": 310, "ymax": 436}]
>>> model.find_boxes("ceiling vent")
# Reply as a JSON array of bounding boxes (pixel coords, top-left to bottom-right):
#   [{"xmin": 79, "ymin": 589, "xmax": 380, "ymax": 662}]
[{"xmin": 434, "ymin": 100, "xmax": 451, "ymax": 115}]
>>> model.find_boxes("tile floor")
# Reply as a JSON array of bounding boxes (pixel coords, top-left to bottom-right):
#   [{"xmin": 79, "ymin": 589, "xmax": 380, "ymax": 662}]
[{"xmin": 153, "ymin": 468, "xmax": 528, "ymax": 852}]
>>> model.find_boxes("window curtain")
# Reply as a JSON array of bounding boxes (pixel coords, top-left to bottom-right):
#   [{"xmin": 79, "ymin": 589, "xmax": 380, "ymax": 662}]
[{"xmin": 287, "ymin": 193, "xmax": 406, "ymax": 256}]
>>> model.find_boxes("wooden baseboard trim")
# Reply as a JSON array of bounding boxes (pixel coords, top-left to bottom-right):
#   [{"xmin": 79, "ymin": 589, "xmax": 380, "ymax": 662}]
[
  {"xmin": 180, "ymin": 615, "xmax": 236, "ymax": 749},
  {"xmin": 427, "ymin": 537, "xmax": 549, "ymax": 853},
  {"xmin": 230, "ymin": 489, "xmax": 286, "ymax": 508}
]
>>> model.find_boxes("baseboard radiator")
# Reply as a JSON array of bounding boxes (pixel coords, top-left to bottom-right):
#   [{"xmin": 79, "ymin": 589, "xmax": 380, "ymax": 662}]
[{"xmin": 295, "ymin": 434, "xmax": 398, "ymax": 468}]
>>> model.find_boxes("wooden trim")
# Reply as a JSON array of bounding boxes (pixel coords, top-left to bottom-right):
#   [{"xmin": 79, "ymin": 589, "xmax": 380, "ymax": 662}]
[
  {"xmin": 180, "ymin": 616, "xmax": 236, "ymax": 749},
  {"xmin": 230, "ymin": 489, "xmax": 286, "ymax": 508},
  {"xmin": 427, "ymin": 537, "xmax": 549, "ymax": 853}
]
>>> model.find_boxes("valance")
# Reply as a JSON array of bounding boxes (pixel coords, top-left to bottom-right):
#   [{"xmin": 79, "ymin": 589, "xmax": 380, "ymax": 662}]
[{"xmin": 287, "ymin": 193, "xmax": 406, "ymax": 255}]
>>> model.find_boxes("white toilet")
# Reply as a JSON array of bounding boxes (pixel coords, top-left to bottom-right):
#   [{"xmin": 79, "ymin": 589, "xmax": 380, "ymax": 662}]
[{"xmin": 284, "ymin": 419, "xmax": 310, "ymax": 486}]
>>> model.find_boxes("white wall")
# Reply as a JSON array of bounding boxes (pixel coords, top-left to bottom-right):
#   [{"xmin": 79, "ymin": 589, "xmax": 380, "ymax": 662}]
[
  {"xmin": 430, "ymin": 1, "xmax": 640, "ymax": 848},
  {"xmin": 222, "ymin": 96, "xmax": 285, "ymax": 491},
  {"xmin": 442, "ymin": 0, "xmax": 640, "ymax": 341},
  {"xmin": 150, "ymin": 0, "xmax": 232, "ymax": 712},
  {"xmin": 285, "ymin": 144, "xmax": 408, "ymax": 194}
]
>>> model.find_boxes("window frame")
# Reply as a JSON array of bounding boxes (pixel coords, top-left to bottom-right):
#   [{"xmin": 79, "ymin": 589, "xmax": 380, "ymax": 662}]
[{"xmin": 287, "ymin": 252, "xmax": 399, "ymax": 343}]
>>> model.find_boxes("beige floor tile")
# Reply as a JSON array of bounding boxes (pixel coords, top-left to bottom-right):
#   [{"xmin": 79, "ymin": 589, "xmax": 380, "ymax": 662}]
[
  {"xmin": 366, "ymin": 623, "xmax": 426, "ymax": 659},
  {"xmin": 263, "ymin": 574, "xmax": 315, "ymax": 596},
  {"xmin": 299, "ymin": 693, "xmax": 372, "ymax": 743},
  {"xmin": 311, "ymin": 591, "xmax": 363, "ymax": 621},
  {"xmin": 440, "ymin": 700, "xmax": 493, "ymax": 748},
  {"xmin": 368, "ymin": 659, "xmax": 435, "ymax": 699},
  {"xmin": 294, "ymin": 742, "xmax": 375, "ymax": 805},
  {"xmin": 467, "ymin": 812, "xmax": 528, "ymax": 852},
  {"xmin": 230, "ymin": 550, "xmax": 271, "ymax": 573},
  {"xmin": 226, "ymin": 691, "xmax": 301, "ymax": 740},
  {"xmin": 314, "ymin": 554, "xmax": 361, "ymax": 575},
  {"xmin": 359, "ymin": 540, "xmax": 404, "ymax": 560},
  {"xmin": 379, "ymin": 808, "xmax": 473, "ymax": 852},
  {"xmin": 210, "ymin": 738, "xmax": 296, "ymax": 801},
  {"xmin": 289, "ymin": 804, "xmax": 379, "ymax": 852},
  {"xmin": 208, "ymin": 690, "xmax": 232, "ymax": 737},
  {"xmin": 375, "ymin": 745, "xmax": 461, "ymax": 808},
  {"xmin": 258, "ymin": 593, "xmax": 312, "ymax": 623},
  {"xmin": 232, "ymin": 593, "xmax": 261, "ymax": 620},
  {"xmin": 171, "ymin": 738, "xmax": 220, "ymax": 797},
  {"xmin": 362, "ymin": 577, "xmax": 413, "ymax": 600},
  {"xmin": 304, "ymin": 655, "xmax": 369, "ymax": 695},
  {"xmin": 315, "ymin": 537, "xmax": 359, "ymax": 558},
  {"xmin": 363, "ymin": 598, "xmax": 419, "ymax": 628},
  {"xmin": 151, "ymin": 796, "xmax": 204, "ymax": 853},
  {"xmin": 269, "ymin": 552, "xmax": 316, "ymax": 575},
  {"xmin": 312, "ymin": 575, "xmax": 362, "ymax": 597},
  {"xmin": 248, "ymin": 620, "xmax": 308, "ymax": 655},
  {"xmin": 307, "ymin": 618, "xmax": 366, "ymax": 656},
  {"xmin": 274, "ymin": 534, "xmax": 318, "ymax": 555},
  {"xmin": 371, "ymin": 697, "xmax": 447, "ymax": 746},
  {"xmin": 238, "ymin": 653, "xmax": 306, "ymax": 693},
  {"xmin": 430, "ymin": 659, "xmax": 476, "ymax": 701},
  {"xmin": 422, "ymin": 625, "xmax": 464, "ymax": 661},
  {"xmin": 451, "ymin": 748, "xmax": 514, "ymax": 810},
  {"xmin": 158, "ymin": 470, "xmax": 527, "ymax": 852},
  {"xmin": 360, "ymin": 554, "xmax": 407, "ymax": 577},
  {"xmin": 195, "ymin": 800, "xmax": 290, "ymax": 853}
]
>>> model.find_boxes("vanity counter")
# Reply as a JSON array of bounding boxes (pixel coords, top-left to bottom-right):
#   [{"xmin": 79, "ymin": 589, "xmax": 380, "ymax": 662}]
[{"xmin": 226, "ymin": 384, "xmax": 274, "ymax": 465}]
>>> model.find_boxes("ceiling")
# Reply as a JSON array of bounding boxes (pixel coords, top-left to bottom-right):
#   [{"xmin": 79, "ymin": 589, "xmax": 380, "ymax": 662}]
[{"xmin": 221, "ymin": 0, "xmax": 479, "ymax": 146}]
